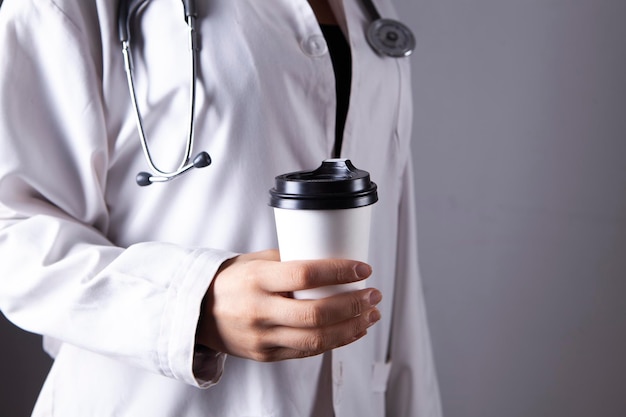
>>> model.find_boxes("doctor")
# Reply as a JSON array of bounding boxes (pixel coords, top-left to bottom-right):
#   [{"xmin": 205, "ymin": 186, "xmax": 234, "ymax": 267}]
[{"xmin": 0, "ymin": 0, "xmax": 441, "ymax": 416}]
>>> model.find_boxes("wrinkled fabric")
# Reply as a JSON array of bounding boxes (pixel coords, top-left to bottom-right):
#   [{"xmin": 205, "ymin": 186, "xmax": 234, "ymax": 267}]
[{"xmin": 0, "ymin": 0, "xmax": 442, "ymax": 415}]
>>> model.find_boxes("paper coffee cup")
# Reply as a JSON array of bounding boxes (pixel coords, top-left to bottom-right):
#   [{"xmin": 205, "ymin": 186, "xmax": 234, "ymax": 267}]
[{"xmin": 269, "ymin": 159, "xmax": 378, "ymax": 299}]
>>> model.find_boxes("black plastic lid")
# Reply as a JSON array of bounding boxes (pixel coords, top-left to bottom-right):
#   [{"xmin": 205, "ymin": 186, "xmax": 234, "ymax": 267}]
[{"xmin": 269, "ymin": 159, "xmax": 378, "ymax": 210}]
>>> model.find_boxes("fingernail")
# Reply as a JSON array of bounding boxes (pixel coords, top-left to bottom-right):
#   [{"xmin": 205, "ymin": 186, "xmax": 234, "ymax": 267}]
[
  {"xmin": 369, "ymin": 290, "xmax": 382, "ymax": 307},
  {"xmin": 368, "ymin": 309, "xmax": 381, "ymax": 325},
  {"xmin": 354, "ymin": 263, "xmax": 372, "ymax": 279}
]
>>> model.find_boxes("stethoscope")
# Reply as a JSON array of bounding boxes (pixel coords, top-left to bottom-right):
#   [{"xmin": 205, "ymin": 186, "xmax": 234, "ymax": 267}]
[{"xmin": 118, "ymin": 0, "xmax": 416, "ymax": 186}]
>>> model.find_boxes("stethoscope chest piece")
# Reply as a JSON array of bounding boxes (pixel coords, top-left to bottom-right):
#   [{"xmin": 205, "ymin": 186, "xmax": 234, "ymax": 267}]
[{"xmin": 366, "ymin": 18, "xmax": 415, "ymax": 58}]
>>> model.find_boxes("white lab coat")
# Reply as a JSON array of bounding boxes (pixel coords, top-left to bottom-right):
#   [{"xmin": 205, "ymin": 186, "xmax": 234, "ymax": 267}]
[{"xmin": 0, "ymin": 0, "xmax": 441, "ymax": 416}]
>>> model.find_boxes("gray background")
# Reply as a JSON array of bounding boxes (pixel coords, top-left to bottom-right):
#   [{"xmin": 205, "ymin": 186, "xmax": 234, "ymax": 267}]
[
  {"xmin": 1, "ymin": 0, "xmax": 626, "ymax": 416},
  {"xmin": 400, "ymin": 0, "xmax": 626, "ymax": 416}
]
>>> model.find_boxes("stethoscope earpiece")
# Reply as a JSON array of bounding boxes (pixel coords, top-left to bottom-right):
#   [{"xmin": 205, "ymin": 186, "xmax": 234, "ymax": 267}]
[
  {"xmin": 192, "ymin": 151, "xmax": 211, "ymax": 168},
  {"xmin": 136, "ymin": 172, "xmax": 153, "ymax": 187},
  {"xmin": 135, "ymin": 151, "xmax": 212, "ymax": 186}
]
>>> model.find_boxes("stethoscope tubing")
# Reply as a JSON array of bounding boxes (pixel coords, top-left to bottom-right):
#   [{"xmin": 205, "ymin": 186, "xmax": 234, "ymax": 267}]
[
  {"xmin": 119, "ymin": 0, "xmax": 207, "ymax": 185},
  {"xmin": 118, "ymin": 0, "xmax": 415, "ymax": 185}
]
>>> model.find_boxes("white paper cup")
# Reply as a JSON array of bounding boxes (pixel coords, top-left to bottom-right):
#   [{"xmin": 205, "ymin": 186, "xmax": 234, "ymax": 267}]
[{"xmin": 269, "ymin": 159, "xmax": 378, "ymax": 299}]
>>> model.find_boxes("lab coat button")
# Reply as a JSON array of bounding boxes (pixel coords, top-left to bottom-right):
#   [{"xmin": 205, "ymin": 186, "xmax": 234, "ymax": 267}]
[{"xmin": 301, "ymin": 34, "xmax": 328, "ymax": 57}]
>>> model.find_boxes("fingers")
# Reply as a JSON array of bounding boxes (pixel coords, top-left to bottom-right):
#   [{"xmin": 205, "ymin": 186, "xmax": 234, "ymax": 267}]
[
  {"xmin": 277, "ymin": 307, "xmax": 380, "ymax": 351},
  {"xmin": 228, "ymin": 250, "xmax": 372, "ymax": 294},
  {"xmin": 199, "ymin": 250, "xmax": 382, "ymax": 363},
  {"xmin": 245, "ymin": 289, "xmax": 383, "ymax": 362},
  {"xmin": 269, "ymin": 288, "xmax": 383, "ymax": 328},
  {"xmin": 258, "ymin": 258, "xmax": 372, "ymax": 293},
  {"xmin": 247, "ymin": 307, "xmax": 381, "ymax": 362}
]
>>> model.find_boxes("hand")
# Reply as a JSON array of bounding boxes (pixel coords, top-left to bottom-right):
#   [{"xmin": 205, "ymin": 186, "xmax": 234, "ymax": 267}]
[{"xmin": 196, "ymin": 249, "xmax": 382, "ymax": 362}]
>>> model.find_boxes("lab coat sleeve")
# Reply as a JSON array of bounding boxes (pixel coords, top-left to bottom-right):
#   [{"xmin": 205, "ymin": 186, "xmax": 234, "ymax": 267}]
[
  {"xmin": 386, "ymin": 159, "xmax": 443, "ymax": 416},
  {"xmin": 0, "ymin": 1, "xmax": 234, "ymax": 388}
]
